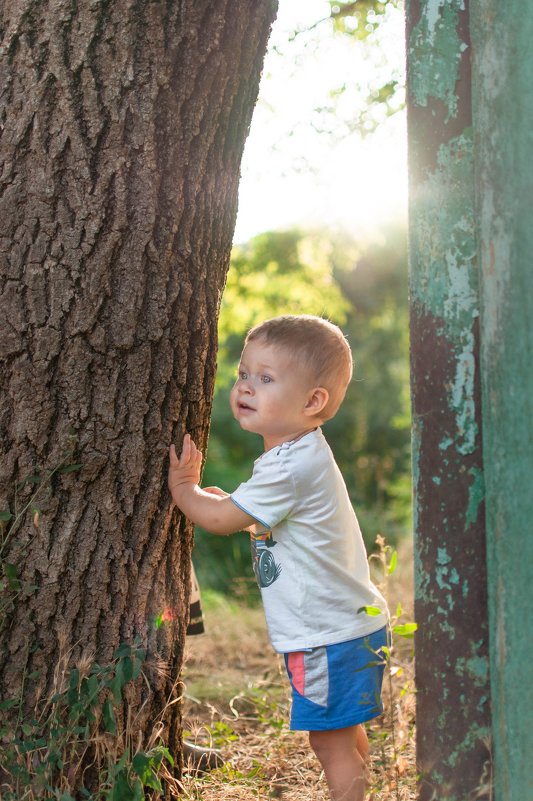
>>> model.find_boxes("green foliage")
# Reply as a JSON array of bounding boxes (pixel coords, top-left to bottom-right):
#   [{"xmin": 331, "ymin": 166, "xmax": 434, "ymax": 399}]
[
  {"xmin": 0, "ymin": 642, "xmax": 177, "ymax": 801},
  {"xmin": 217, "ymin": 230, "xmax": 349, "ymax": 385},
  {"xmin": 195, "ymin": 225, "xmax": 411, "ymax": 595},
  {"xmin": 367, "ymin": 536, "xmax": 417, "ymax": 642},
  {"xmin": 204, "ymin": 721, "xmax": 239, "ymax": 748},
  {"xmin": 330, "ymin": 227, "xmax": 411, "ymax": 524}
]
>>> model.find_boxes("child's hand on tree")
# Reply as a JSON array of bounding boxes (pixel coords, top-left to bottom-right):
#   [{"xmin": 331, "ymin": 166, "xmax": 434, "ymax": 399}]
[
  {"xmin": 168, "ymin": 439, "xmax": 256, "ymax": 534},
  {"xmin": 168, "ymin": 433, "xmax": 202, "ymax": 500}
]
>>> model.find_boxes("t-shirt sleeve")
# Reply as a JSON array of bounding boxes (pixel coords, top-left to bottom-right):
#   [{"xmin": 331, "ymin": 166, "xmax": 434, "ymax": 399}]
[{"xmin": 230, "ymin": 456, "xmax": 296, "ymax": 529}]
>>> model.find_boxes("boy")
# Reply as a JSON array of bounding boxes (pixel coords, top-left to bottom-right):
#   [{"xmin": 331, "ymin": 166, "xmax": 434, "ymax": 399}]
[{"xmin": 169, "ymin": 315, "xmax": 388, "ymax": 801}]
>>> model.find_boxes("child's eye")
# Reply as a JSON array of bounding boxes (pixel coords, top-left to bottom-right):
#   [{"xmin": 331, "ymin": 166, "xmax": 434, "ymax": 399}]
[
  {"xmin": 261, "ymin": 375, "xmax": 272, "ymax": 384},
  {"xmin": 239, "ymin": 370, "xmax": 248, "ymax": 380}
]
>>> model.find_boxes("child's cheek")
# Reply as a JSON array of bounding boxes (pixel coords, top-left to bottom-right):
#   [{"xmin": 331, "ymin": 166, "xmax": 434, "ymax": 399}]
[{"xmin": 229, "ymin": 388, "xmax": 239, "ymax": 415}]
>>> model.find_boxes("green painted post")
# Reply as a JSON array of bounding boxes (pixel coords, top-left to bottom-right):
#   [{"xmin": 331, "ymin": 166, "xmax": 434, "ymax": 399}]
[
  {"xmin": 471, "ymin": 4, "xmax": 533, "ymax": 799},
  {"xmin": 406, "ymin": 2, "xmax": 491, "ymax": 798}
]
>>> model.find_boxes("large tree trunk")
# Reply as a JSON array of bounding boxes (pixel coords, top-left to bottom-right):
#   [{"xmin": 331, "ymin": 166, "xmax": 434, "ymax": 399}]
[{"xmin": 0, "ymin": 0, "xmax": 277, "ymax": 783}]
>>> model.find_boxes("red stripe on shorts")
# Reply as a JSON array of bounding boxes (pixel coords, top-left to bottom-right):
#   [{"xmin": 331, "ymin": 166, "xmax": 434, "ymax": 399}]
[{"xmin": 287, "ymin": 651, "xmax": 305, "ymax": 696}]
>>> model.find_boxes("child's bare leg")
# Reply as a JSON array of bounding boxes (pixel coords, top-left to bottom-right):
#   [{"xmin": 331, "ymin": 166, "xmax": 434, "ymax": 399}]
[
  {"xmin": 355, "ymin": 723, "xmax": 369, "ymax": 763},
  {"xmin": 309, "ymin": 726, "xmax": 366, "ymax": 801},
  {"xmin": 355, "ymin": 724, "xmax": 371, "ymax": 789}
]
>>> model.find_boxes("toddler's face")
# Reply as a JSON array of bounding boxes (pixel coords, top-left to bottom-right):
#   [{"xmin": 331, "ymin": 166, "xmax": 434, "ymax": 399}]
[{"xmin": 230, "ymin": 340, "xmax": 317, "ymax": 450}]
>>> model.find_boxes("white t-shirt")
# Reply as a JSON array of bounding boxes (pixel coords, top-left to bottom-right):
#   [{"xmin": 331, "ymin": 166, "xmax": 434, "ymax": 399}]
[{"xmin": 230, "ymin": 428, "xmax": 388, "ymax": 653}]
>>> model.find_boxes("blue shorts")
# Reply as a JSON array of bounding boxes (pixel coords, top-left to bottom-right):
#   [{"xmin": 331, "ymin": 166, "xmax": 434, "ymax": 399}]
[{"xmin": 283, "ymin": 627, "xmax": 388, "ymax": 731}]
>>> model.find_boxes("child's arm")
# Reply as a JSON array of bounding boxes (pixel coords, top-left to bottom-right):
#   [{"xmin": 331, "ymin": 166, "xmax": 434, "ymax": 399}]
[
  {"xmin": 203, "ymin": 486, "xmax": 256, "ymax": 534},
  {"xmin": 168, "ymin": 434, "xmax": 257, "ymax": 536}
]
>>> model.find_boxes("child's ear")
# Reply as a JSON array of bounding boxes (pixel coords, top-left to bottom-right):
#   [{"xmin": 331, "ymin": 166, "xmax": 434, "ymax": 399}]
[{"xmin": 304, "ymin": 387, "xmax": 329, "ymax": 417}]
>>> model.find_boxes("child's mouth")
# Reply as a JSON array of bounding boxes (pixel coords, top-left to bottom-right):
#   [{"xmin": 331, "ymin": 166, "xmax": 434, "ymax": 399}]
[{"xmin": 238, "ymin": 402, "xmax": 255, "ymax": 412}]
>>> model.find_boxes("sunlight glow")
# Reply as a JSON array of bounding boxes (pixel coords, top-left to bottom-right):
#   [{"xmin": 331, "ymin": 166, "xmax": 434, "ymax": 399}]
[{"xmin": 234, "ymin": 0, "xmax": 407, "ymax": 243}]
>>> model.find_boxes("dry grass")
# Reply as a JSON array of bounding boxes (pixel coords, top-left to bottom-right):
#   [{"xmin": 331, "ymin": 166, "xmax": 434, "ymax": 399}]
[{"xmin": 180, "ymin": 540, "xmax": 416, "ymax": 800}]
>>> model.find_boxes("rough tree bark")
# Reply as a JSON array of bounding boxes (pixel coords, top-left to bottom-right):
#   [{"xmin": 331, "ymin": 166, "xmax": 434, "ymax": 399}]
[{"xmin": 0, "ymin": 0, "xmax": 277, "ymax": 777}]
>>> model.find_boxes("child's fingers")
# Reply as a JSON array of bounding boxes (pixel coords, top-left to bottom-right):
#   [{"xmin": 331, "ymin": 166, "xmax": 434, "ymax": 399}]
[
  {"xmin": 171, "ymin": 433, "xmax": 201, "ymax": 469},
  {"xmin": 179, "ymin": 433, "xmax": 191, "ymax": 465},
  {"xmin": 191, "ymin": 442, "xmax": 203, "ymax": 467},
  {"xmin": 169, "ymin": 443, "xmax": 179, "ymax": 465}
]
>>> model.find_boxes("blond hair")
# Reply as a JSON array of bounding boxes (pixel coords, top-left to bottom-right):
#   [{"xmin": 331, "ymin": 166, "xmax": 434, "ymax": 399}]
[{"xmin": 245, "ymin": 315, "xmax": 353, "ymax": 421}]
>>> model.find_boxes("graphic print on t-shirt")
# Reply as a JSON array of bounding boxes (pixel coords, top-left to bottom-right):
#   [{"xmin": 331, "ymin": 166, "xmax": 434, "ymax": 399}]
[{"xmin": 250, "ymin": 529, "xmax": 281, "ymax": 588}]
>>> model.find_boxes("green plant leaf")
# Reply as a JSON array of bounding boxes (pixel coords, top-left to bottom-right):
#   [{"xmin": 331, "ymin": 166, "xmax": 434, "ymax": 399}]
[
  {"xmin": 3, "ymin": 563, "xmax": 21, "ymax": 591},
  {"xmin": 393, "ymin": 622, "xmax": 418, "ymax": 638},
  {"xmin": 111, "ymin": 662, "xmax": 125, "ymax": 704},
  {"xmin": 22, "ymin": 723, "xmax": 35, "ymax": 735},
  {"xmin": 19, "ymin": 737, "xmax": 47, "ymax": 752},
  {"xmin": 103, "ymin": 698, "xmax": 116, "ymax": 734},
  {"xmin": 132, "ymin": 752, "xmax": 150, "ymax": 780},
  {"xmin": 357, "ymin": 605, "xmax": 383, "ymax": 616},
  {"xmin": 113, "ymin": 643, "xmax": 132, "ymax": 660},
  {"xmin": 154, "ymin": 745, "xmax": 174, "ymax": 767},
  {"xmin": 388, "ymin": 549, "xmax": 397, "ymax": 574},
  {"xmin": 362, "ymin": 659, "xmax": 386, "ymax": 668},
  {"xmin": 132, "ymin": 752, "xmax": 163, "ymax": 792},
  {"xmin": 379, "ymin": 645, "xmax": 391, "ymax": 660},
  {"xmin": 131, "ymin": 650, "xmax": 145, "ymax": 680},
  {"xmin": 69, "ymin": 668, "xmax": 80, "ymax": 689},
  {"xmin": 132, "ymin": 779, "xmax": 144, "ymax": 801},
  {"xmin": 58, "ymin": 463, "xmax": 84, "ymax": 474},
  {"xmin": 0, "ymin": 511, "xmax": 13, "ymax": 522},
  {"xmin": 87, "ymin": 673, "xmax": 99, "ymax": 700},
  {"xmin": 121, "ymin": 656, "xmax": 133, "ymax": 683},
  {"xmin": 111, "ymin": 769, "xmax": 136, "ymax": 801},
  {"xmin": 0, "ymin": 697, "xmax": 19, "ymax": 710}
]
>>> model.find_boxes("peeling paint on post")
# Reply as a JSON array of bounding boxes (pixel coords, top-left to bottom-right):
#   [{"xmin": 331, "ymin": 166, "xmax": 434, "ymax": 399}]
[
  {"xmin": 406, "ymin": 2, "xmax": 491, "ymax": 799},
  {"xmin": 471, "ymin": 3, "xmax": 533, "ymax": 799}
]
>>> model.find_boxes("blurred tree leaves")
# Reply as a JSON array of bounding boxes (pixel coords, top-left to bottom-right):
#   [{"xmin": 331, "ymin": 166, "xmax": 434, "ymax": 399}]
[
  {"xmin": 329, "ymin": 1, "xmax": 400, "ymax": 40},
  {"xmin": 295, "ymin": 1, "xmax": 405, "ymax": 138},
  {"xmin": 194, "ymin": 226, "xmax": 410, "ymax": 595},
  {"xmin": 217, "ymin": 230, "xmax": 349, "ymax": 384}
]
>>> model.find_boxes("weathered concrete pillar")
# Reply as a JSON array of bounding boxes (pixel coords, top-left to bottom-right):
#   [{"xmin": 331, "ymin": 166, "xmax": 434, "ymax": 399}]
[
  {"xmin": 471, "ymin": 3, "xmax": 533, "ymax": 799},
  {"xmin": 406, "ymin": 2, "xmax": 491, "ymax": 798}
]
